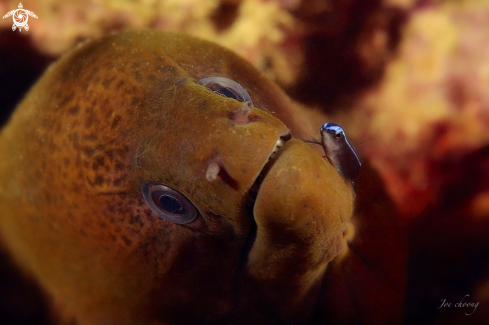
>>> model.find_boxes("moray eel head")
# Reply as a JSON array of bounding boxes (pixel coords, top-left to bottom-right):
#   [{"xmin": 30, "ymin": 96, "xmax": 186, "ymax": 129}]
[{"xmin": 0, "ymin": 31, "xmax": 354, "ymax": 324}]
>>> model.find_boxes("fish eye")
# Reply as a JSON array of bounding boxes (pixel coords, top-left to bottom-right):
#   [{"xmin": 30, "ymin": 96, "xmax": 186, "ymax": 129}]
[
  {"xmin": 141, "ymin": 183, "xmax": 197, "ymax": 224},
  {"xmin": 322, "ymin": 123, "xmax": 344, "ymax": 140},
  {"xmin": 198, "ymin": 76, "xmax": 254, "ymax": 106}
]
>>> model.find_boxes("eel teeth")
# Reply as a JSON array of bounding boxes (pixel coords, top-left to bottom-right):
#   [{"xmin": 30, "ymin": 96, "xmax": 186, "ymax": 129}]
[{"xmin": 269, "ymin": 138, "xmax": 284, "ymax": 161}]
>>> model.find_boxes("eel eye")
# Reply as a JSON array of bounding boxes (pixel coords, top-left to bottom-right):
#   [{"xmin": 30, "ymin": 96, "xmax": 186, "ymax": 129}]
[
  {"xmin": 198, "ymin": 76, "xmax": 254, "ymax": 105},
  {"xmin": 141, "ymin": 184, "xmax": 197, "ymax": 224},
  {"xmin": 335, "ymin": 131, "xmax": 343, "ymax": 139}
]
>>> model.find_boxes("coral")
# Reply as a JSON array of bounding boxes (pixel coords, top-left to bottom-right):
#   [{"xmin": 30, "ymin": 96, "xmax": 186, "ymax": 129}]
[
  {"xmin": 341, "ymin": 1, "xmax": 489, "ymax": 218},
  {"xmin": 0, "ymin": 0, "xmax": 299, "ymax": 80}
]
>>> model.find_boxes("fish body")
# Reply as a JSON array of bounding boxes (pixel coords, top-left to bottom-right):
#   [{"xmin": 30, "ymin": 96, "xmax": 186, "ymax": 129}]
[
  {"xmin": 0, "ymin": 30, "xmax": 355, "ymax": 324},
  {"xmin": 320, "ymin": 122, "xmax": 361, "ymax": 185}
]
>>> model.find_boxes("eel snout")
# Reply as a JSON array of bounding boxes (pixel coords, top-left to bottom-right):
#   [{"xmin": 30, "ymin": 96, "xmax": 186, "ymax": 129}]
[{"xmin": 241, "ymin": 138, "xmax": 355, "ymax": 322}]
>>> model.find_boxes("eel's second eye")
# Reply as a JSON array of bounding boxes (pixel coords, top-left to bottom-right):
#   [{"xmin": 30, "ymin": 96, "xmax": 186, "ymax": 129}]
[
  {"xmin": 198, "ymin": 76, "xmax": 254, "ymax": 106},
  {"xmin": 141, "ymin": 183, "xmax": 197, "ymax": 224}
]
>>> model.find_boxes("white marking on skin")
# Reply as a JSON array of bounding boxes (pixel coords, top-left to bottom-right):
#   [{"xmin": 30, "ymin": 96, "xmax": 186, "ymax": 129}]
[
  {"xmin": 206, "ymin": 161, "xmax": 220, "ymax": 182},
  {"xmin": 232, "ymin": 101, "xmax": 253, "ymax": 125}
]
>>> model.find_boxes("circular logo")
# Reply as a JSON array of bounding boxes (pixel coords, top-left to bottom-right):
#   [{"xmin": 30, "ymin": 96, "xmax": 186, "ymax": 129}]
[
  {"xmin": 2, "ymin": 3, "xmax": 38, "ymax": 32},
  {"xmin": 13, "ymin": 9, "xmax": 28, "ymax": 29}
]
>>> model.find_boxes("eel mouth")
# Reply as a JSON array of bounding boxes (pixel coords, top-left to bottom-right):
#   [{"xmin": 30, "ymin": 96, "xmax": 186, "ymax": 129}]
[
  {"xmin": 239, "ymin": 130, "xmax": 291, "ymax": 268},
  {"xmin": 248, "ymin": 130, "xmax": 292, "ymax": 204}
]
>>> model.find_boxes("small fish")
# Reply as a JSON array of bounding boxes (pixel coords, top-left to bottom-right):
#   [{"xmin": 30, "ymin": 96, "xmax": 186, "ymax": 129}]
[{"xmin": 319, "ymin": 123, "xmax": 361, "ymax": 186}]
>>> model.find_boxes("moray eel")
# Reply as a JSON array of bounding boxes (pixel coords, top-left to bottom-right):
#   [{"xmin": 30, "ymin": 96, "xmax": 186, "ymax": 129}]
[{"xmin": 0, "ymin": 30, "xmax": 355, "ymax": 324}]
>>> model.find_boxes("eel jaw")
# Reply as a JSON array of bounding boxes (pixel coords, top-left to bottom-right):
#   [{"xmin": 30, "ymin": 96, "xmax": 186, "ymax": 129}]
[
  {"xmin": 240, "ymin": 138, "xmax": 355, "ymax": 323},
  {"xmin": 248, "ymin": 131, "xmax": 292, "ymax": 208},
  {"xmin": 267, "ymin": 131, "xmax": 292, "ymax": 162},
  {"xmin": 270, "ymin": 136, "xmax": 287, "ymax": 160}
]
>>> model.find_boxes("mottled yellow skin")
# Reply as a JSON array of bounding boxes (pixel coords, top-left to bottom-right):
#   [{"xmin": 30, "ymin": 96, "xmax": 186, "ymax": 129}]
[{"xmin": 0, "ymin": 30, "xmax": 354, "ymax": 324}]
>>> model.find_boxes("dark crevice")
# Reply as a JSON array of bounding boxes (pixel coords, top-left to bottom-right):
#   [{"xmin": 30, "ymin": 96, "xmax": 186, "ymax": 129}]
[
  {"xmin": 0, "ymin": 31, "xmax": 56, "ymax": 128},
  {"xmin": 0, "ymin": 249, "xmax": 51, "ymax": 325},
  {"xmin": 232, "ymin": 132, "xmax": 292, "ymax": 317},
  {"xmin": 210, "ymin": 2, "xmax": 240, "ymax": 32}
]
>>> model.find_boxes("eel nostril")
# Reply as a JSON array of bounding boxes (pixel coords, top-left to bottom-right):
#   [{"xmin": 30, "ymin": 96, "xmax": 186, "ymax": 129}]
[{"xmin": 231, "ymin": 101, "xmax": 253, "ymax": 126}]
